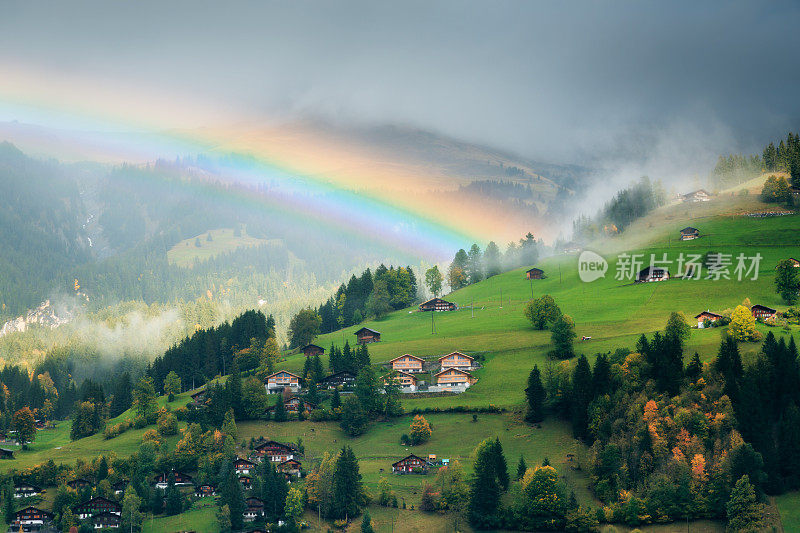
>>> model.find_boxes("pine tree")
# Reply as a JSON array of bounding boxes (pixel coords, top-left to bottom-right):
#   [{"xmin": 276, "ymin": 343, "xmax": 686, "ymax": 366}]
[
  {"xmin": 331, "ymin": 388, "xmax": 341, "ymax": 410},
  {"xmin": 570, "ymin": 355, "xmax": 593, "ymax": 440},
  {"xmin": 491, "ymin": 438, "xmax": 510, "ymax": 490},
  {"xmin": 226, "ymin": 358, "xmax": 244, "ymax": 419},
  {"xmin": 273, "ymin": 393, "xmax": 287, "ymax": 422},
  {"xmin": 525, "ymin": 365, "xmax": 546, "ymax": 423},
  {"xmin": 468, "ymin": 440, "xmax": 501, "ymax": 528},
  {"xmin": 361, "ymin": 509, "xmax": 376, "ymax": 533},
  {"xmin": 686, "ymin": 352, "xmax": 702, "ymax": 381},
  {"xmin": 220, "ymin": 464, "xmax": 245, "ymax": 531},
  {"xmin": 222, "ymin": 409, "xmax": 238, "ymax": 442},
  {"xmin": 516, "ymin": 455, "xmax": 527, "ymax": 480},
  {"xmin": 332, "ymin": 446, "xmax": 363, "ymax": 520},
  {"xmin": 726, "ymin": 475, "xmax": 764, "ymax": 532},
  {"xmin": 356, "ymin": 344, "xmax": 371, "ymax": 370}
]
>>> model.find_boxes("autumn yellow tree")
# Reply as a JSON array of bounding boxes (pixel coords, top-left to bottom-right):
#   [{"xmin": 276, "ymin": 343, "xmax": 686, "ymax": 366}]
[
  {"xmin": 729, "ymin": 305, "xmax": 759, "ymax": 341},
  {"xmin": 409, "ymin": 415, "xmax": 432, "ymax": 445}
]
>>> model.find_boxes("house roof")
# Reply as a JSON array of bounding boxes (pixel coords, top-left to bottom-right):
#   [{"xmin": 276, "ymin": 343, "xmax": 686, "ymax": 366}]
[
  {"xmin": 683, "ymin": 189, "xmax": 711, "ymax": 197},
  {"xmin": 419, "ymin": 297, "xmax": 454, "ymax": 306},
  {"xmin": 392, "ymin": 454, "xmax": 432, "ymax": 467},
  {"xmin": 388, "ymin": 354, "xmax": 424, "ymax": 363},
  {"xmin": 680, "ymin": 227, "xmax": 699, "ymax": 233},
  {"xmin": 190, "ymin": 389, "xmax": 206, "ymax": 398},
  {"xmin": 434, "ymin": 367, "xmax": 473, "ymax": 377},
  {"xmin": 15, "ymin": 506, "xmax": 53, "ymax": 519},
  {"xmin": 355, "ymin": 327, "xmax": 381, "ymax": 335},
  {"xmin": 280, "ymin": 458, "xmax": 301, "ymax": 466},
  {"xmin": 300, "ymin": 344, "xmax": 324, "ymax": 351},
  {"xmin": 15, "ymin": 483, "xmax": 42, "ymax": 491},
  {"xmin": 235, "ymin": 458, "xmax": 256, "ymax": 466},
  {"xmin": 254, "ymin": 440, "xmax": 294, "ymax": 452},
  {"xmin": 91, "ymin": 512, "xmax": 121, "ymax": 523},
  {"xmin": 384, "ymin": 370, "xmax": 417, "ymax": 382},
  {"xmin": 318, "ymin": 370, "xmax": 356, "ymax": 382},
  {"xmin": 526, "ymin": 267, "xmax": 544, "ymax": 273},
  {"xmin": 638, "ymin": 266, "xmax": 669, "ymax": 275},
  {"xmin": 265, "ymin": 370, "xmax": 301, "ymax": 380},
  {"xmin": 752, "ymin": 304, "xmax": 777, "ymax": 313},
  {"xmin": 438, "ymin": 351, "xmax": 473, "ymax": 362},
  {"xmin": 73, "ymin": 496, "xmax": 121, "ymax": 512},
  {"xmin": 695, "ymin": 311, "xmax": 724, "ymax": 319}
]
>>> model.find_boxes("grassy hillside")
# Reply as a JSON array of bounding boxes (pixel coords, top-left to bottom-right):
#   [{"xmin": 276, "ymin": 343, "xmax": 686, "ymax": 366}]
[{"xmin": 167, "ymin": 227, "xmax": 281, "ymax": 267}]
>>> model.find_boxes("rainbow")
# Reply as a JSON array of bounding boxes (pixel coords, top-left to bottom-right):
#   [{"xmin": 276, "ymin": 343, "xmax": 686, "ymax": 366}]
[{"xmin": 0, "ymin": 63, "xmax": 531, "ymax": 258}]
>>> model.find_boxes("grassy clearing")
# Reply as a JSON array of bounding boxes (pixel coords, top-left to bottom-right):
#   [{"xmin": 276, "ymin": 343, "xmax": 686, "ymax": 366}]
[
  {"xmin": 143, "ymin": 499, "xmax": 218, "ymax": 532},
  {"xmin": 167, "ymin": 227, "xmax": 281, "ymax": 267}
]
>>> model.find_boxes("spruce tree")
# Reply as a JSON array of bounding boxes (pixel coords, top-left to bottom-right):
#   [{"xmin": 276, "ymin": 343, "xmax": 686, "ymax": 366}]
[
  {"xmin": 726, "ymin": 475, "xmax": 764, "ymax": 532},
  {"xmin": 525, "ymin": 365, "xmax": 546, "ymax": 423},
  {"xmin": 226, "ymin": 358, "xmax": 244, "ymax": 419},
  {"xmin": 491, "ymin": 438, "xmax": 510, "ymax": 490},
  {"xmin": 570, "ymin": 355, "xmax": 593, "ymax": 440},
  {"xmin": 516, "ymin": 455, "xmax": 527, "ymax": 480},
  {"xmin": 468, "ymin": 441, "xmax": 501, "ymax": 528},
  {"xmin": 331, "ymin": 387, "xmax": 341, "ymax": 410},
  {"xmin": 220, "ymin": 464, "xmax": 245, "ymax": 531},
  {"xmin": 332, "ymin": 446, "xmax": 363, "ymax": 520},
  {"xmin": 273, "ymin": 393, "xmax": 287, "ymax": 422}
]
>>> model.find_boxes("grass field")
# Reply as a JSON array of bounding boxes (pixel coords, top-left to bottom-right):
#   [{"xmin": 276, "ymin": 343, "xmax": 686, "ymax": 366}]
[{"xmin": 167, "ymin": 227, "xmax": 281, "ymax": 267}]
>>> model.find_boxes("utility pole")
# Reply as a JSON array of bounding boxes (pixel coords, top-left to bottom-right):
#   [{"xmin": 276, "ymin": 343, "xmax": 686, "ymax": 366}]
[
  {"xmin": 500, "ymin": 289, "xmax": 503, "ymax": 309},
  {"xmin": 471, "ymin": 297, "xmax": 474, "ymax": 318},
  {"xmin": 529, "ymin": 278, "xmax": 534, "ymax": 299}
]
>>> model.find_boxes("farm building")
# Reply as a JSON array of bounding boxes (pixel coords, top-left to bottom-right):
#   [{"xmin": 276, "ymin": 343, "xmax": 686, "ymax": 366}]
[
  {"xmin": 526, "ymin": 267, "xmax": 545, "ymax": 279},
  {"xmin": 418, "ymin": 297, "xmax": 457, "ymax": 312},
  {"xmin": 300, "ymin": 344, "xmax": 324, "ymax": 357},
  {"xmin": 317, "ymin": 371, "xmax": 356, "ymax": 389},
  {"xmin": 12, "ymin": 506, "xmax": 53, "ymax": 528},
  {"xmin": 636, "ymin": 266, "xmax": 670, "ymax": 282},
  {"xmin": 73, "ymin": 497, "xmax": 121, "ymax": 520},
  {"xmin": 679, "ymin": 227, "xmax": 700, "ymax": 240},
  {"xmin": 277, "ymin": 459, "xmax": 303, "ymax": 478},
  {"xmin": 681, "ymin": 189, "xmax": 712, "ymax": 202},
  {"xmin": 244, "ymin": 497, "xmax": 265, "ymax": 521},
  {"xmin": 434, "ymin": 367, "xmax": 476, "ymax": 388},
  {"xmin": 264, "ymin": 371, "xmax": 302, "ymax": 394},
  {"xmin": 92, "ymin": 511, "xmax": 121, "ymax": 529},
  {"xmin": 355, "ymin": 327, "xmax": 381, "ymax": 344},
  {"xmin": 751, "ymin": 304, "xmax": 777, "ymax": 320},
  {"xmin": 14, "ymin": 483, "xmax": 41, "ymax": 499},
  {"xmin": 695, "ymin": 311, "xmax": 724, "ymax": 328},
  {"xmin": 153, "ymin": 470, "xmax": 193, "ymax": 489},
  {"xmin": 253, "ymin": 441, "xmax": 296, "ymax": 462},
  {"xmin": 438, "ymin": 351, "xmax": 475, "ymax": 371},
  {"xmin": 392, "ymin": 454, "xmax": 433, "ymax": 474},
  {"xmin": 67, "ymin": 478, "xmax": 91, "ymax": 490},
  {"xmin": 195, "ymin": 484, "xmax": 216, "ymax": 498},
  {"xmin": 384, "ymin": 370, "xmax": 418, "ymax": 391},
  {"xmin": 190, "ymin": 388, "xmax": 207, "ymax": 406},
  {"xmin": 234, "ymin": 458, "xmax": 256, "ymax": 475},
  {"xmin": 389, "ymin": 354, "xmax": 425, "ymax": 373},
  {"xmin": 0, "ymin": 448, "xmax": 14, "ymax": 459}
]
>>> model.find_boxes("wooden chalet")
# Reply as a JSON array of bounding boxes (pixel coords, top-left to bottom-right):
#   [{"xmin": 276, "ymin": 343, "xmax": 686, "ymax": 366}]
[
  {"xmin": 92, "ymin": 511, "xmax": 121, "ymax": 529},
  {"xmin": 239, "ymin": 476, "xmax": 253, "ymax": 490},
  {"xmin": 300, "ymin": 344, "xmax": 324, "ymax": 357},
  {"xmin": 235, "ymin": 458, "xmax": 256, "ymax": 475},
  {"xmin": 438, "ymin": 351, "xmax": 475, "ymax": 371},
  {"xmin": 434, "ymin": 367, "xmax": 476, "ymax": 388},
  {"xmin": 284, "ymin": 396, "xmax": 315, "ymax": 413},
  {"xmin": 317, "ymin": 370, "xmax": 356, "ymax": 389},
  {"xmin": 751, "ymin": 304, "xmax": 777, "ymax": 320},
  {"xmin": 785, "ymin": 257, "xmax": 800, "ymax": 267},
  {"xmin": 392, "ymin": 454, "xmax": 432, "ymax": 474},
  {"xmin": 355, "ymin": 327, "xmax": 381, "ymax": 344},
  {"xmin": 67, "ymin": 478, "xmax": 91, "ymax": 490},
  {"xmin": 681, "ymin": 189, "xmax": 712, "ymax": 203},
  {"xmin": 153, "ymin": 470, "xmax": 193, "ymax": 489},
  {"xmin": 0, "ymin": 447, "xmax": 14, "ymax": 459},
  {"xmin": 195, "ymin": 484, "xmax": 216, "ymax": 498},
  {"xmin": 13, "ymin": 482, "xmax": 41, "ymax": 498},
  {"xmin": 636, "ymin": 266, "xmax": 669, "ymax": 282},
  {"xmin": 418, "ymin": 297, "xmax": 457, "ymax": 312},
  {"xmin": 73, "ymin": 496, "xmax": 121, "ymax": 519},
  {"xmin": 12, "ymin": 506, "xmax": 53, "ymax": 527},
  {"xmin": 112, "ymin": 480, "xmax": 128, "ymax": 496},
  {"xmin": 244, "ymin": 497, "xmax": 264, "ymax": 522},
  {"xmin": 253, "ymin": 441, "xmax": 295, "ymax": 462},
  {"xmin": 679, "ymin": 227, "xmax": 700, "ymax": 240},
  {"xmin": 384, "ymin": 370, "xmax": 417, "ymax": 391},
  {"xmin": 277, "ymin": 458, "xmax": 302, "ymax": 479},
  {"xmin": 389, "ymin": 354, "xmax": 424, "ymax": 373},
  {"xmin": 190, "ymin": 389, "xmax": 207, "ymax": 406},
  {"xmin": 526, "ymin": 267, "xmax": 545, "ymax": 280},
  {"xmin": 695, "ymin": 311, "xmax": 724, "ymax": 328},
  {"xmin": 264, "ymin": 370, "xmax": 302, "ymax": 394}
]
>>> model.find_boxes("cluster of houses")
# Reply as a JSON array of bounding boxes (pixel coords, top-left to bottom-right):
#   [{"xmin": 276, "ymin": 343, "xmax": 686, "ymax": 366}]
[
  {"xmin": 383, "ymin": 351, "xmax": 478, "ymax": 393},
  {"xmin": 695, "ymin": 304, "xmax": 778, "ymax": 328},
  {"xmin": 9, "ymin": 440, "xmax": 302, "ymax": 530}
]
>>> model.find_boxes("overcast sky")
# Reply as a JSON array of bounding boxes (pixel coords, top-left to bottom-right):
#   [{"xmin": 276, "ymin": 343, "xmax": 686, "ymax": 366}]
[{"xmin": 1, "ymin": 0, "xmax": 799, "ymax": 166}]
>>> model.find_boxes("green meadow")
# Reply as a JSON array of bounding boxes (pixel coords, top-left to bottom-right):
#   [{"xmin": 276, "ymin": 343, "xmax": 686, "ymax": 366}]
[{"xmin": 167, "ymin": 227, "xmax": 281, "ymax": 267}]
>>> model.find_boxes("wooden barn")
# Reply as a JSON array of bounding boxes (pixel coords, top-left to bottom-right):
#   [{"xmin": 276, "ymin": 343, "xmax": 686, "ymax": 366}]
[
  {"xmin": 392, "ymin": 454, "xmax": 432, "ymax": 474},
  {"xmin": 679, "ymin": 227, "xmax": 700, "ymax": 240},
  {"xmin": 12, "ymin": 506, "xmax": 54, "ymax": 528},
  {"xmin": 355, "ymin": 327, "xmax": 381, "ymax": 344},
  {"xmin": 0, "ymin": 448, "xmax": 14, "ymax": 459},
  {"xmin": 438, "ymin": 351, "xmax": 475, "ymax": 371},
  {"xmin": 300, "ymin": 344, "xmax": 324, "ymax": 357},
  {"xmin": 317, "ymin": 371, "xmax": 356, "ymax": 389},
  {"xmin": 389, "ymin": 354, "xmax": 425, "ymax": 373},
  {"xmin": 264, "ymin": 371, "xmax": 302, "ymax": 394},
  {"xmin": 751, "ymin": 304, "xmax": 777, "ymax": 320},
  {"xmin": 636, "ymin": 266, "xmax": 670, "ymax": 282},
  {"xmin": 72, "ymin": 496, "xmax": 121, "ymax": 519},
  {"xmin": 526, "ymin": 267, "xmax": 545, "ymax": 280},
  {"xmin": 695, "ymin": 311, "xmax": 724, "ymax": 328},
  {"xmin": 418, "ymin": 298, "xmax": 457, "ymax": 312},
  {"xmin": 190, "ymin": 388, "xmax": 207, "ymax": 407}
]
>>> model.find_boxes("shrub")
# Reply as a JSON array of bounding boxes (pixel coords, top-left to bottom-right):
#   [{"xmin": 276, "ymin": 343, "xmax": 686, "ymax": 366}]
[{"xmin": 157, "ymin": 412, "xmax": 178, "ymax": 436}]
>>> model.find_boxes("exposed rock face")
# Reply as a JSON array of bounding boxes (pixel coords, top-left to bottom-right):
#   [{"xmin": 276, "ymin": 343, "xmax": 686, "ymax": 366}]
[{"xmin": 0, "ymin": 300, "xmax": 71, "ymax": 337}]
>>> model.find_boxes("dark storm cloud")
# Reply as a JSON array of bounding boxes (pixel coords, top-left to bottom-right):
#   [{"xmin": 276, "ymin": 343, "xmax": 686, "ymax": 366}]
[{"xmin": 1, "ymin": 0, "xmax": 799, "ymax": 164}]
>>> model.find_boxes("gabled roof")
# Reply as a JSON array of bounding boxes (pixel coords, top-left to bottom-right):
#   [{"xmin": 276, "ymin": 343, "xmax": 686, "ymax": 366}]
[
  {"xmin": 73, "ymin": 496, "xmax": 121, "ymax": 512},
  {"xmin": 190, "ymin": 389, "xmax": 206, "ymax": 398},
  {"xmin": 526, "ymin": 267, "xmax": 544, "ymax": 273},
  {"xmin": 300, "ymin": 344, "xmax": 324, "ymax": 351},
  {"xmin": 694, "ymin": 311, "xmax": 723, "ymax": 319},
  {"xmin": 388, "ymin": 354, "xmax": 424, "ymax": 363},
  {"xmin": 15, "ymin": 506, "xmax": 53, "ymax": 519},
  {"xmin": 235, "ymin": 457, "xmax": 256, "ymax": 466},
  {"xmin": 438, "ymin": 351, "xmax": 473, "ymax": 362},
  {"xmin": 355, "ymin": 327, "xmax": 381, "ymax": 335},
  {"xmin": 254, "ymin": 440, "xmax": 294, "ymax": 452},
  {"xmin": 91, "ymin": 511, "xmax": 121, "ymax": 523},
  {"xmin": 680, "ymin": 227, "xmax": 699, "ymax": 233},
  {"xmin": 384, "ymin": 370, "xmax": 417, "ymax": 382},
  {"xmin": 638, "ymin": 266, "xmax": 669, "ymax": 275},
  {"xmin": 392, "ymin": 454, "xmax": 432, "ymax": 467},
  {"xmin": 318, "ymin": 370, "xmax": 356, "ymax": 382},
  {"xmin": 752, "ymin": 304, "xmax": 777, "ymax": 313},
  {"xmin": 265, "ymin": 370, "xmax": 301, "ymax": 380},
  {"xmin": 15, "ymin": 482, "xmax": 42, "ymax": 491},
  {"xmin": 434, "ymin": 367, "xmax": 474, "ymax": 377},
  {"xmin": 419, "ymin": 297, "xmax": 454, "ymax": 305},
  {"xmin": 280, "ymin": 458, "xmax": 302, "ymax": 466}
]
